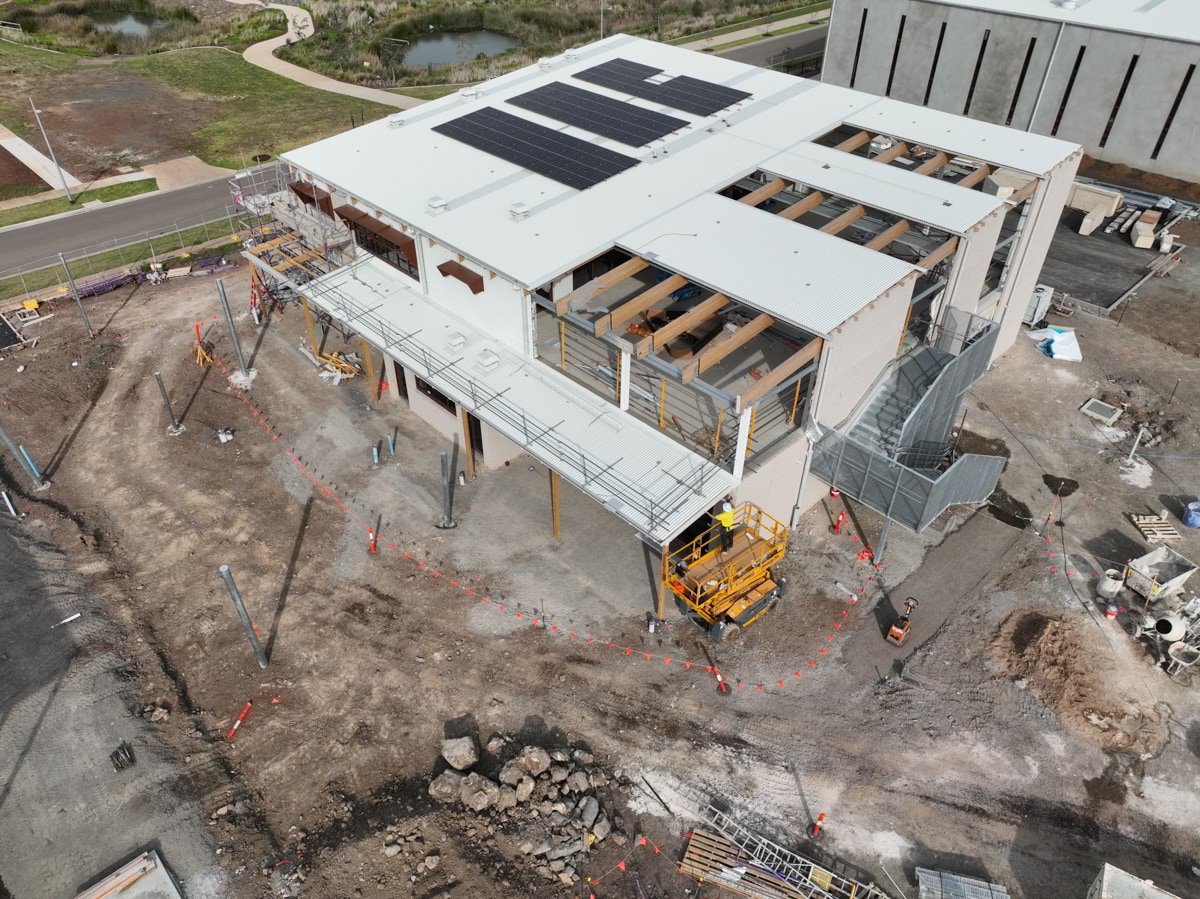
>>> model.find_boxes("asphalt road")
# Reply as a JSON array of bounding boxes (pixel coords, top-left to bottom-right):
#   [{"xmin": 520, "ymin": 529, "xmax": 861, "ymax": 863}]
[
  {"xmin": 0, "ymin": 176, "xmax": 234, "ymax": 274},
  {"xmin": 716, "ymin": 23, "xmax": 828, "ymax": 67}
]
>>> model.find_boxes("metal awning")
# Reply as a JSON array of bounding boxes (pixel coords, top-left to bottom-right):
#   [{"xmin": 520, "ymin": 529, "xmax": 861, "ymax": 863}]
[{"xmin": 252, "ymin": 253, "xmax": 734, "ymax": 543}]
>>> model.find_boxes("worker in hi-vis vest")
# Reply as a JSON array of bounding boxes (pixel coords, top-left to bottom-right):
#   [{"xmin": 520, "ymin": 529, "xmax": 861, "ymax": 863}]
[{"xmin": 713, "ymin": 497, "xmax": 736, "ymax": 552}]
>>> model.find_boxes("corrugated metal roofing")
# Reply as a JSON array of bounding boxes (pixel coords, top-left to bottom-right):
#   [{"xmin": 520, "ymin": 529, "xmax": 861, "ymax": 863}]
[
  {"xmin": 922, "ymin": 0, "xmax": 1199, "ymax": 44},
  {"xmin": 619, "ymin": 193, "xmax": 918, "ymax": 336},
  {"xmin": 281, "ymin": 34, "xmax": 1077, "ymax": 293},
  {"xmin": 1093, "ymin": 864, "xmax": 1183, "ymax": 899},
  {"xmin": 291, "ymin": 255, "xmax": 734, "ymax": 543},
  {"xmin": 762, "ymin": 143, "xmax": 1005, "ymax": 235},
  {"xmin": 844, "ymin": 99, "xmax": 1078, "ymax": 176},
  {"xmin": 916, "ymin": 868, "xmax": 1009, "ymax": 899}
]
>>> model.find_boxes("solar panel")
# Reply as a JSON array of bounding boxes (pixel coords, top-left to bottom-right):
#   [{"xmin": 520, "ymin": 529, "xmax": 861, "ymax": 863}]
[
  {"xmin": 507, "ymin": 82, "xmax": 687, "ymax": 146},
  {"xmin": 573, "ymin": 58, "xmax": 751, "ymax": 117},
  {"xmin": 431, "ymin": 107, "xmax": 639, "ymax": 190}
]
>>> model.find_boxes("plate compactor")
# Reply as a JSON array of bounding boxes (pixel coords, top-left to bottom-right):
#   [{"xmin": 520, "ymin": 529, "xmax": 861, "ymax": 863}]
[{"xmin": 886, "ymin": 597, "xmax": 920, "ymax": 647}]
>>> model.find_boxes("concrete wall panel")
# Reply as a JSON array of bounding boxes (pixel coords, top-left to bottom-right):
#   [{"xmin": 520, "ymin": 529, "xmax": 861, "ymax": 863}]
[
  {"xmin": 825, "ymin": 0, "xmax": 1199, "ymax": 179},
  {"xmin": 887, "ymin": 1, "xmax": 947, "ymax": 107},
  {"xmin": 423, "ymin": 240, "xmax": 528, "ymax": 352},
  {"xmin": 853, "ymin": 1, "xmax": 906, "ymax": 96}
]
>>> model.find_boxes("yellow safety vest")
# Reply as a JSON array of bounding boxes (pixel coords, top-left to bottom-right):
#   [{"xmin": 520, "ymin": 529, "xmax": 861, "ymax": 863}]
[{"xmin": 715, "ymin": 510, "xmax": 735, "ymax": 529}]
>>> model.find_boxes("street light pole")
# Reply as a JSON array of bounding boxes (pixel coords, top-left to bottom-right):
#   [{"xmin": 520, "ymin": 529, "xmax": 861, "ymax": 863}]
[{"xmin": 28, "ymin": 97, "xmax": 73, "ymax": 204}]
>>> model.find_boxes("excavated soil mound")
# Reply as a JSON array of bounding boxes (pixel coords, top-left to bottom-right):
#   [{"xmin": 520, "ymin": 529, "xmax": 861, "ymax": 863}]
[{"xmin": 994, "ymin": 611, "xmax": 1169, "ymax": 756}]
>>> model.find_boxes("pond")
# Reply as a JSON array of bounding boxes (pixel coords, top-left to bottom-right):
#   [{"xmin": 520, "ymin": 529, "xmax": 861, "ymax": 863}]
[
  {"xmin": 399, "ymin": 30, "xmax": 520, "ymax": 68},
  {"xmin": 91, "ymin": 10, "xmax": 165, "ymax": 36}
]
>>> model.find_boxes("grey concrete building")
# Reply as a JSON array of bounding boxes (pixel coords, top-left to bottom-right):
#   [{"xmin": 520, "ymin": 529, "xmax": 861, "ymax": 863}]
[{"xmin": 822, "ymin": 0, "xmax": 1200, "ymax": 181}]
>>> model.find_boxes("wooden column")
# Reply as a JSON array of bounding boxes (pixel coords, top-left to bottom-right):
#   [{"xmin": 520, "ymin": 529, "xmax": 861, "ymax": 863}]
[
  {"xmin": 360, "ymin": 338, "xmax": 376, "ymax": 403},
  {"xmin": 549, "ymin": 469, "xmax": 561, "ymax": 540},
  {"xmin": 656, "ymin": 543, "xmax": 670, "ymax": 621},
  {"xmin": 300, "ymin": 295, "xmax": 320, "ymax": 355},
  {"xmin": 459, "ymin": 407, "xmax": 476, "ymax": 479}
]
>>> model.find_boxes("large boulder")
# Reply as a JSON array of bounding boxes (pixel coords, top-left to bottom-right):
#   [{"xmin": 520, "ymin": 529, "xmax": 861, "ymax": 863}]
[
  {"xmin": 441, "ymin": 736, "xmax": 479, "ymax": 771},
  {"xmin": 428, "ymin": 771, "xmax": 463, "ymax": 803},
  {"xmin": 577, "ymin": 796, "xmax": 599, "ymax": 828},
  {"xmin": 459, "ymin": 773, "xmax": 501, "ymax": 812},
  {"xmin": 565, "ymin": 770, "xmax": 590, "ymax": 794},
  {"xmin": 515, "ymin": 746, "xmax": 552, "ymax": 776},
  {"xmin": 515, "ymin": 776, "xmax": 535, "ymax": 803},
  {"xmin": 497, "ymin": 786, "xmax": 518, "ymax": 811},
  {"xmin": 498, "ymin": 760, "xmax": 524, "ymax": 785}
]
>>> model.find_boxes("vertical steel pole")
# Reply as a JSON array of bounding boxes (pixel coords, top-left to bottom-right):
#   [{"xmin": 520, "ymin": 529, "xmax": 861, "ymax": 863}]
[
  {"xmin": 1, "ymin": 490, "xmax": 17, "ymax": 518},
  {"xmin": 436, "ymin": 449, "xmax": 456, "ymax": 529},
  {"xmin": 216, "ymin": 279, "xmax": 248, "ymax": 377},
  {"xmin": 29, "ymin": 97, "xmax": 72, "ymax": 203},
  {"xmin": 218, "ymin": 565, "xmax": 269, "ymax": 668},
  {"xmin": 153, "ymin": 371, "xmax": 184, "ymax": 434},
  {"xmin": 0, "ymin": 419, "xmax": 46, "ymax": 489},
  {"xmin": 58, "ymin": 253, "xmax": 94, "ymax": 340}
]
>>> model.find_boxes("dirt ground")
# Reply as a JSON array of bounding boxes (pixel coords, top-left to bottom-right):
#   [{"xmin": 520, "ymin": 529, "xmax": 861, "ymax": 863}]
[
  {"xmin": 0, "ymin": 145, "xmax": 46, "ymax": 196},
  {"xmin": 1078, "ymin": 157, "xmax": 1200, "ymax": 204},
  {"xmin": 1, "ymin": 263, "xmax": 1200, "ymax": 898},
  {"xmin": 18, "ymin": 59, "xmax": 223, "ymax": 180}
]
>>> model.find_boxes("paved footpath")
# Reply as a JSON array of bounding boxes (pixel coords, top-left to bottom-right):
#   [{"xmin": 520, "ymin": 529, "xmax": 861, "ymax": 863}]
[
  {"xmin": 0, "ymin": 123, "xmax": 83, "ymax": 190},
  {"xmin": 223, "ymin": 0, "xmax": 421, "ymax": 109}
]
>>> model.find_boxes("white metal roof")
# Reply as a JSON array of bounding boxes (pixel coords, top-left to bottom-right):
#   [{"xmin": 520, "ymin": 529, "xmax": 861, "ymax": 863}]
[
  {"xmin": 282, "ymin": 34, "xmax": 1077, "ymax": 307},
  {"xmin": 283, "ymin": 254, "xmax": 734, "ymax": 543},
  {"xmin": 844, "ymin": 99, "xmax": 1078, "ymax": 178},
  {"xmin": 619, "ymin": 193, "xmax": 919, "ymax": 337},
  {"xmin": 920, "ymin": 0, "xmax": 1200, "ymax": 45},
  {"xmin": 1092, "ymin": 864, "xmax": 1182, "ymax": 899},
  {"xmin": 761, "ymin": 143, "xmax": 1005, "ymax": 235}
]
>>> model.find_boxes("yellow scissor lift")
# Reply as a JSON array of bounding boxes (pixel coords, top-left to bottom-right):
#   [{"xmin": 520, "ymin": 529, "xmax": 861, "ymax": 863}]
[{"xmin": 663, "ymin": 503, "xmax": 788, "ymax": 642}]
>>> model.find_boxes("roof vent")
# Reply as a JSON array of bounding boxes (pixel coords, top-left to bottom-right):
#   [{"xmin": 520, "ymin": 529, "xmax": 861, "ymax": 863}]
[
  {"xmin": 538, "ymin": 57, "xmax": 554, "ymax": 70},
  {"xmin": 427, "ymin": 195, "xmax": 448, "ymax": 214},
  {"xmin": 387, "ymin": 113, "xmax": 406, "ymax": 128},
  {"xmin": 509, "ymin": 201, "xmax": 531, "ymax": 221},
  {"xmin": 1058, "ymin": 0, "xmax": 1079, "ymax": 8},
  {"xmin": 564, "ymin": 49, "xmax": 579, "ymax": 60},
  {"xmin": 459, "ymin": 86, "xmax": 482, "ymax": 99}
]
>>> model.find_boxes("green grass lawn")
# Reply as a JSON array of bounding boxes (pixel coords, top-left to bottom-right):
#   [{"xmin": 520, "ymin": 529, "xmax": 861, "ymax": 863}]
[
  {"xmin": 705, "ymin": 18, "xmax": 827, "ymax": 52},
  {"xmin": 667, "ymin": 1, "xmax": 831, "ymax": 44},
  {"xmin": 387, "ymin": 83, "xmax": 473, "ymax": 101},
  {"xmin": 122, "ymin": 49, "xmax": 395, "ymax": 169},
  {"xmin": 0, "ymin": 179, "xmax": 158, "ymax": 229},
  {"xmin": 0, "ymin": 182, "xmax": 50, "ymax": 203}
]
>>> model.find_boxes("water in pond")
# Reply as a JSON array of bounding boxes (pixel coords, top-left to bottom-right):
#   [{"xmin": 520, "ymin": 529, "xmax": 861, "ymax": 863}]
[
  {"xmin": 92, "ymin": 11, "xmax": 165, "ymax": 36},
  {"xmin": 400, "ymin": 30, "xmax": 520, "ymax": 68}
]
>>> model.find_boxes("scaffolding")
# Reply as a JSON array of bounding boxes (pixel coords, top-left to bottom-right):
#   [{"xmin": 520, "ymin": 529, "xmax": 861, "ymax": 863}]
[{"xmin": 681, "ymin": 807, "xmax": 891, "ymax": 899}]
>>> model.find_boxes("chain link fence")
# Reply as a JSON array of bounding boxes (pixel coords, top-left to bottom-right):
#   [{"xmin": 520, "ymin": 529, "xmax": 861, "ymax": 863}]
[{"xmin": 0, "ymin": 205, "xmax": 247, "ymax": 305}]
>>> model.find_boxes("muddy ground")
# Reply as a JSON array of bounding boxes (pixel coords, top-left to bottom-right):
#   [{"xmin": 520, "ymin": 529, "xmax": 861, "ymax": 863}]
[{"xmin": 1, "ymin": 265, "xmax": 1199, "ymax": 898}]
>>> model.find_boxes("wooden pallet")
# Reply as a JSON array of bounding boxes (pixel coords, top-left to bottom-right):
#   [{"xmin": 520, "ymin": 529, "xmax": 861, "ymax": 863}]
[
  {"xmin": 1131, "ymin": 514, "xmax": 1181, "ymax": 542},
  {"xmin": 680, "ymin": 831, "xmax": 830, "ymax": 899}
]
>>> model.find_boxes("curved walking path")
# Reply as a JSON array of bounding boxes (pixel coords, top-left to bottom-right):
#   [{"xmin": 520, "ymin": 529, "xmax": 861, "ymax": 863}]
[{"xmin": 223, "ymin": 0, "xmax": 423, "ymax": 109}]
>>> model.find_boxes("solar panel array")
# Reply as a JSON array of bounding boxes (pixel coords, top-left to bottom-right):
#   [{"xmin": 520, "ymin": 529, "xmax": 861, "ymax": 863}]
[
  {"xmin": 574, "ymin": 58, "xmax": 751, "ymax": 117},
  {"xmin": 508, "ymin": 82, "xmax": 688, "ymax": 147},
  {"xmin": 431, "ymin": 106, "xmax": 639, "ymax": 190}
]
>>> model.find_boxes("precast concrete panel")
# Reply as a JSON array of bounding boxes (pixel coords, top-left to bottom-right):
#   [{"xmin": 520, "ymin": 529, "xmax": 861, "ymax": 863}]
[
  {"xmin": 1156, "ymin": 66, "xmax": 1200, "ymax": 178},
  {"xmin": 1052, "ymin": 29, "xmax": 1147, "ymax": 153},
  {"xmin": 1093, "ymin": 40, "xmax": 1182, "ymax": 170},
  {"xmin": 926, "ymin": 9, "xmax": 996, "ymax": 116},
  {"xmin": 1028, "ymin": 27, "xmax": 1089, "ymax": 135},
  {"xmin": 854, "ymin": 1, "xmax": 908, "ymax": 96},
  {"xmin": 1009, "ymin": 21, "xmax": 1061, "ymax": 131},
  {"xmin": 887, "ymin": 1, "xmax": 948, "ymax": 107},
  {"xmin": 822, "ymin": 0, "xmax": 868, "ymax": 87}
]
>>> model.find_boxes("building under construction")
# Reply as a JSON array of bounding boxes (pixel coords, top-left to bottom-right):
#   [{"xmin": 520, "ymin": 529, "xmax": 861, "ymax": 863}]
[{"xmin": 232, "ymin": 34, "xmax": 1079, "ymax": 608}]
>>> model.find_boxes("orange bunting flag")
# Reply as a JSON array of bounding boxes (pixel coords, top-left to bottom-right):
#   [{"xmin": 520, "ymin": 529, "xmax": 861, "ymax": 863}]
[{"xmin": 617, "ymin": 861, "xmax": 626, "ymax": 872}]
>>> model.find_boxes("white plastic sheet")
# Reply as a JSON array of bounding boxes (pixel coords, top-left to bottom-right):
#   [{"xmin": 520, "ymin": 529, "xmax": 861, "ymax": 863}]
[{"xmin": 1026, "ymin": 326, "xmax": 1082, "ymax": 362}]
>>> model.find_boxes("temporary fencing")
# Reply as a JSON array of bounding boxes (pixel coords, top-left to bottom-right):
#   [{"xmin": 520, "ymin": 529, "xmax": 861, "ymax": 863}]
[{"xmin": 201, "ymin": 336, "xmax": 890, "ymax": 697}]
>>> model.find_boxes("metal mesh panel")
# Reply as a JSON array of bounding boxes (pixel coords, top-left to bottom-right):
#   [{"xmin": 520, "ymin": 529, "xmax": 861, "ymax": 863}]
[{"xmin": 899, "ymin": 308, "xmax": 998, "ymax": 451}]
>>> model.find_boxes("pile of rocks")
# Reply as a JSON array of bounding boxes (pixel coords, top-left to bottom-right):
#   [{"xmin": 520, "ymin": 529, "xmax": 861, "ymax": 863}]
[{"xmin": 427, "ymin": 733, "xmax": 631, "ymax": 888}]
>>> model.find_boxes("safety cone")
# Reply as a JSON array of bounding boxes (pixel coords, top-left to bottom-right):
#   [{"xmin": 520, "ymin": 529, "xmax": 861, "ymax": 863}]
[
  {"xmin": 831, "ymin": 510, "xmax": 846, "ymax": 534},
  {"xmin": 809, "ymin": 812, "xmax": 827, "ymax": 839}
]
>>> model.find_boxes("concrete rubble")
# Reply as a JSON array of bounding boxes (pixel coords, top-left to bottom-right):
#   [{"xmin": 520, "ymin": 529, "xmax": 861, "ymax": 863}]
[{"xmin": 422, "ymin": 728, "xmax": 632, "ymax": 887}]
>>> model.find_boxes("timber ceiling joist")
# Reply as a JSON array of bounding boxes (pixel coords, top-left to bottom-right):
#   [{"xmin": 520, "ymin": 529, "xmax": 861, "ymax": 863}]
[
  {"xmin": 596, "ymin": 274, "xmax": 689, "ymax": 336},
  {"xmin": 738, "ymin": 337, "xmax": 823, "ymax": 408},
  {"xmin": 553, "ymin": 256, "xmax": 648, "ymax": 316},
  {"xmin": 737, "ymin": 178, "xmax": 789, "ymax": 208},
  {"xmin": 633, "ymin": 292, "xmax": 730, "ymax": 359},
  {"xmin": 919, "ymin": 236, "xmax": 959, "ymax": 271},
  {"xmin": 681, "ymin": 313, "xmax": 775, "ymax": 384}
]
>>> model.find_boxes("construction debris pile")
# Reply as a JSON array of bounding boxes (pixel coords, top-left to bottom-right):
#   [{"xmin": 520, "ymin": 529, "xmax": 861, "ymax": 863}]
[{"xmin": 427, "ymin": 732, "xmax": 632, "ymax": 887}]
